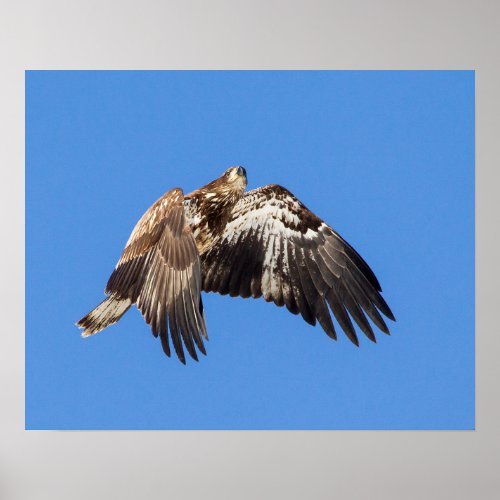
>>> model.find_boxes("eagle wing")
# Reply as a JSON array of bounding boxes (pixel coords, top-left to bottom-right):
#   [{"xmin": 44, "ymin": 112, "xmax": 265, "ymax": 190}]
[
  {"xmin": 201, "ymin": 184, "xmax": 395, "ymax": 345},
  {"xmin": 105, "ymin": 188, "xmax": 207, "ymax": 363}
]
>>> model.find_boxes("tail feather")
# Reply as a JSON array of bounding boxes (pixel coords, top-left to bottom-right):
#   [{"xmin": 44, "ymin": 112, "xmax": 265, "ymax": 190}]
[{"xmin": 76, "ymin": 295, "xmax": 132, "ymax": 337}]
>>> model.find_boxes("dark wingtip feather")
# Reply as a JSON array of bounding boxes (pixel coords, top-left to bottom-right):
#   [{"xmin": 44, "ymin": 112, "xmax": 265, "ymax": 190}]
[
  {"xmin": 350, "ymin": 336, "xmax": 360, "ymax": 347},
  {"xmin": 314, "ymin": 297, "xmax": 337, "ymax": 341},
  {"xmin": 160, "ymin": 340, "xmax": 171, "ymax": 358},
  {"xmin": 385, "ymin": 307, "xmax": 396, "ymax": 322},
  {"xmin": 326, "ymin": 288, "xmax": 359, "ymax": 346},
  {"xmin": 374, "ymin": 294, "xmax": 395, "ymax": 322},
  {"xmin": 340, "ymin": 283, "xmax": 378, "ymax": 343},
  {"xmin": 377, "ymin": 318, "xmax": 391, "ymax": 335},
  {"xmin": 175, "ymin": 349, "xmax": 186, "ymax": 364},
  {"xmin": 188, "ymin": 348, "xmax": 199, "ymax": 362}
]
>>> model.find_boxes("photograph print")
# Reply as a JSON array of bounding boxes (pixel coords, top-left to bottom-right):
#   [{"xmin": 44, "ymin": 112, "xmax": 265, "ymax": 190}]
[{"xmin": 26, "ymin": 70, "xmax": 474, "ymax": 430}]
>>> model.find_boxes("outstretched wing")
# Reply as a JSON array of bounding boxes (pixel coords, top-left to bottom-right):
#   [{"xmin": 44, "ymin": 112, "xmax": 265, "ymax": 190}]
[
  {"xmin": 106, "ymin": 188, "xmax": 207, "ymax": 363},
  {"xmin": 201, "ymin": 184, "xmax": 394, "ymax": 345}
]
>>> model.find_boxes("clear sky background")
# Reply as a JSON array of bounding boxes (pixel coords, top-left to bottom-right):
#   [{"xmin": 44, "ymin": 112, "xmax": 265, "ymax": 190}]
[{"xmin": 26, "ymin": 70, "xmax": 474, "ymax": 430}]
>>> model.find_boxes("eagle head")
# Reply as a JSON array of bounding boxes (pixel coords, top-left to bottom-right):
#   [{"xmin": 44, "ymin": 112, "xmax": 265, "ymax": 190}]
[
  {"xmin": 193, "ymin": 166, "xmax": 248, "ymax": 208},
  {"xmin": 208, "ymin": 166, "xmax": 247, "ymax": 200},
  {"xmin": 221, "ymin": 166, "xmax": 247, "ymax": 191}
]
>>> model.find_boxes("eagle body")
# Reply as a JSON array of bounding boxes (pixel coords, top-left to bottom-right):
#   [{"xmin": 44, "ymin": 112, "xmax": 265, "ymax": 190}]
[{"xmin": 77, "ymin": 166, "xmax": 395, "ymax": 363}]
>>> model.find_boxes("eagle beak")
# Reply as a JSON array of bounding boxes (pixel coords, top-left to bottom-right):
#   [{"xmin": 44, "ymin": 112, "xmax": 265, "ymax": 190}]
[{"xmin": 237, "ymin": 166, "xmax": 247, "ymax": 178}]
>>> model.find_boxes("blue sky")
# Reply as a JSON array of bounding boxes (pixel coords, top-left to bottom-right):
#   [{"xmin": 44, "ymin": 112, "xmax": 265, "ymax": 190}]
[{"xmin": 26, "ymin": 71, "xmax": 474, "ymax": 429}]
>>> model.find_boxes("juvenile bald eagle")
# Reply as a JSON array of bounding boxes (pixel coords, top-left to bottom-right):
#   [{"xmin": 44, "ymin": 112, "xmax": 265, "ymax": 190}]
[{"xmin": 77, "ymin": 166, "xmax": 395, "ymax": 363}]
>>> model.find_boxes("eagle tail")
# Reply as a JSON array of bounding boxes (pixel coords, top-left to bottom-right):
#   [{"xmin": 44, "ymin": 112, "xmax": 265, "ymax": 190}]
[{"xmin": 76, "ymin": 295, "xmax": 132, "ymax": 337}]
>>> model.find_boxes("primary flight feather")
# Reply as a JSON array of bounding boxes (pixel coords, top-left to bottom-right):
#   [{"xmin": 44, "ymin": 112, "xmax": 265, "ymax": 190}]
[{"xmin": 77, "ymin": 166, "xmax": 395, "ymax": 363}]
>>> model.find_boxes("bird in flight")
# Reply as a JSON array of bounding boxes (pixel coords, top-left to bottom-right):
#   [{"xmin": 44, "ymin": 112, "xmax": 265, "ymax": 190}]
[{"xmin": 77, "ymin": 166, "xmax": 395, "ymax": 363}]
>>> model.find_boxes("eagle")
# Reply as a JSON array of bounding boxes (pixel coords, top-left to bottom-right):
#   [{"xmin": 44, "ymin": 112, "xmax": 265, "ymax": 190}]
[{"xmin": 77, "ymin": 166, "xmax": 395, "ymax": 363}]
